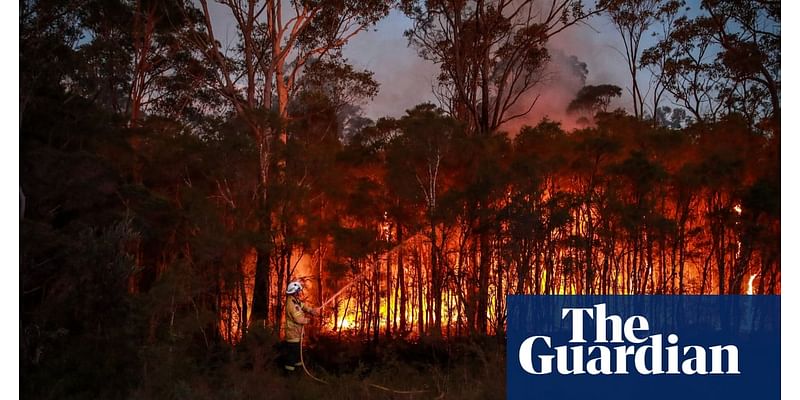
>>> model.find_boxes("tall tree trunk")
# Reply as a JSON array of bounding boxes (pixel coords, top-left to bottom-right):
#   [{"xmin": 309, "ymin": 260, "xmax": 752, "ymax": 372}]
[
  {"xmin": 415, "ymin": 250, "xmax": 424, "ymax": 336},
  {"xmin": 430, "ymin": 219, "xmax": 442, "ymax": 336},
  {"xmin": 386, "ymin": 241, "xmax": 392, "ymax": 338},
  {"xmin": 477, "ymin": 227, "xmax": 490, "ymax": 334},
  {"xmin": 398, "ymin": 225, "xmax": 407, "ymax": 334},
  {"xmin": 251, "ymin": 244, "xmax": 271, "ymax": 327},
  {"xmin": 274, "ymin": 249, "xmax": 287, "ymax": 330},
  {"xmin": 128, "ymin": 0, "xmax": 156, "ymax": 127},
  {"xmin": 373, "ymin": 254, "xmax": 380, "ymax": 343}
]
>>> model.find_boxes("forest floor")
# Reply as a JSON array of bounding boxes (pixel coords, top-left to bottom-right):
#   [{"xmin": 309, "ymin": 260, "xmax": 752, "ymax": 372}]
[{"xmin": 128, "ymin": 331, "xmax": 506, "ymax": 400}]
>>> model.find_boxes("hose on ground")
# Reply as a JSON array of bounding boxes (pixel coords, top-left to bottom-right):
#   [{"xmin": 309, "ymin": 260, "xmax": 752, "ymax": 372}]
[{"xmin": 299, "ymin": 327, "xmax": 429, "ymax": 395}]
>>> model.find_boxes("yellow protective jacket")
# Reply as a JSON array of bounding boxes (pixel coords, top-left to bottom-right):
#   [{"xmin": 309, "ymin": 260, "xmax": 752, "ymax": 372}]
[{"xmin": 284, "ymin": 295, "xmax": 316, "ymax": 343}]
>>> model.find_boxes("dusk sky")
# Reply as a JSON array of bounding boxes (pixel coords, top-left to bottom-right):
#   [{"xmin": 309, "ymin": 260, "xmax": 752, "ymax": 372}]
[
  {"xmin": 20, "ymin": 1, "xmax": 781, "ymax": 397},
  {"xmin": 206, "ymin": 2, "xmax": 677, "ymax": 130},
  {"xmin": 341, "ymin": 9, "xmax": 633, "ymax": 127}
]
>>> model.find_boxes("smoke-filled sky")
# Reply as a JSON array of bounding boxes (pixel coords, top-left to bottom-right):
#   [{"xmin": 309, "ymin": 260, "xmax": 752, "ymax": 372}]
[
  {"xmin": 342, "ymin": 9, "xmax": 636, "ymax": 131},
  {"xmin": 206, "ymin": 2, "xmax": 690, "ymax": 133}
]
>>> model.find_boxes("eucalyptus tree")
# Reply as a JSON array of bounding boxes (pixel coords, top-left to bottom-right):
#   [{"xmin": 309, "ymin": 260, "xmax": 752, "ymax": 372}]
[
  {"xmin": 385, "ymin": 104, "xmax": 465, "ymax": 336},
  {"xmin": 403, "ymin": 0, "xmax": 605, "ymax": 334},
  {"xmin": 602, "ymin": 0, "xmax": 663, "ymax": 120},
  {"xmin": 190, "ymin": 0, "xmax": 390, "ymax": 327}
]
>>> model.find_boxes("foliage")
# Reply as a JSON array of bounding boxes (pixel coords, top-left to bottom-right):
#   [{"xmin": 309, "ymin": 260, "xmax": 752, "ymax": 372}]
[
  {"xmin": 19, "ymin": 0, "xmax": 779, "ymax": 398},
  {"xmin": 567, "ymin": 84, "xmax": 623, "ymax": 115}
]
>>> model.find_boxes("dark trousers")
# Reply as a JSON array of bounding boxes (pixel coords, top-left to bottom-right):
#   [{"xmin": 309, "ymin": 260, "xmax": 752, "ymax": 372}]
[{"xmin": 283, "ymin": 341, "xmax": 301, "ymax": 370}]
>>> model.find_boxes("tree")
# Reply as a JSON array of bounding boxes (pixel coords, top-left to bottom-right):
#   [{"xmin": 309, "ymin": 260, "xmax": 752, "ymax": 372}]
[
  {"xmin": 20, "ymin": 0, "xmax": 83, "ymax": 124},
  {"xmin": 642, "ymin": 11, "xmax": 730, "ymax": 123},
  {"xmin": 404, "ymin": 0, "xmax": 604, "ymax": 137},
  {"xmin": 297, "ymin": 56, "xmax": 380, "ymax": 137},
  {"xmin": 702, "ymin": 0, "xmax": 780, "ymax": 126},
  {"xmin": 404, "ymin": 0, "xmax": 604, "ymax": 335},
  {"xmin": 638, "ymin": 0, "xmax": 685, "ymax": 125},
  {"xmin": 126, "ymin": 0, "xmax": 209, "ymax": 126},
  {"xmin": 191, "ymin": 0, "xmax": 390, "ymax": 327},
  {"xmin": 386, "ymin": 104, "xmax": 464, "ymax": 336},
  {"xmin": 566, "ymin": 84, "xmax": 622, "ymax": 116},
  {"xmin": 641, "ymin": 0, "xmax": 780, "ymax": 128},
  {"xmin": 602, "ymin": 0, "xmax": 663, "ymax": 120}
]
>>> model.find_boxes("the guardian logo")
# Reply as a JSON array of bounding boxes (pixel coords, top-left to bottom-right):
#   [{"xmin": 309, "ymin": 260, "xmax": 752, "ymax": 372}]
[{"xmin": 518, "ymin": 303, "xmax": 740, "ymax": 375}]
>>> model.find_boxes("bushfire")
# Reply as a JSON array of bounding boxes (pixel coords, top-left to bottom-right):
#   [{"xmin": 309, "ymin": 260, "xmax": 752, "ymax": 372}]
[{"xmin": 217, "ymin": 191, "xmax": 779, "ymax": 344}]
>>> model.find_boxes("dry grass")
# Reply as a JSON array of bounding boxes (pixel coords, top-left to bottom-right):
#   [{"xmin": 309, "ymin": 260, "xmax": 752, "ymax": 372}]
[{"xmin": 128, "ymin": 332, "xmax": 506, "ymax": 400}]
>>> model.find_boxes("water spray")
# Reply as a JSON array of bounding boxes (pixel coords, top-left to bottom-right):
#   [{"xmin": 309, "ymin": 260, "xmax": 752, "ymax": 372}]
[{"xmin": 321, "ymin": 273, "xmax": 366, "ymax": 308}]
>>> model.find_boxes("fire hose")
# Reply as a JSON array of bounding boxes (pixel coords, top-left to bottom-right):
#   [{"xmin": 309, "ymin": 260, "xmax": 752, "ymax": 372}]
[
  {"xmin": 299, "ymin": 327, "xmax": 429, "ymax": 394},
  {"xmin": 296, "ymin": 275, "xmax": 429, "ymax": 395}
]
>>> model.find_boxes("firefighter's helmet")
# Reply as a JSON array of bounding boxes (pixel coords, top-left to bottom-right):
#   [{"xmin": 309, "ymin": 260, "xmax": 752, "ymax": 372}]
[{"xmin": 286, "ymin": 281, "xmax": 303, "ymax": 295}]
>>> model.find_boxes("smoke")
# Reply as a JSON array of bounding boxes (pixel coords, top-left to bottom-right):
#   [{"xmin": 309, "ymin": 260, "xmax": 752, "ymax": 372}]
[
  {"xmin": 501, "ymin": 48, "xmax": 589, "ymax": 135},
  {"xmin": 207, "ymin": 5, "xmax": 632, "ymax": 131},
  {"xmin": 501, "ymin": 21, "xmax": 627, "ymax": 135},
  {"xmin": 344, "ymin": 10, "xmax": 630, "ymax": 132}
]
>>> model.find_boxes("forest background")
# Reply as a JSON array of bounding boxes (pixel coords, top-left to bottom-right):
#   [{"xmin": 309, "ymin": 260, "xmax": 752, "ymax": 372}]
[{"xmin": 19, "ymin": 0, "xmax": 780, "ymax": 398}]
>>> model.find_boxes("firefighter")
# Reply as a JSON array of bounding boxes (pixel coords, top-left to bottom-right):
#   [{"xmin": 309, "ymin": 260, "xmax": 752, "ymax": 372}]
[{"xmin": 283, "ymin": 281, "xmax": 320, "ymax": 372}]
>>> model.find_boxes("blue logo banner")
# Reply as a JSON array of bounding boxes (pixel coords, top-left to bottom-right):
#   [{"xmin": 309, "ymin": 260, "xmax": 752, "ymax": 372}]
[{"xmin": 507, "ymin": 295, "xmax": 780, "ymax": 400}]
